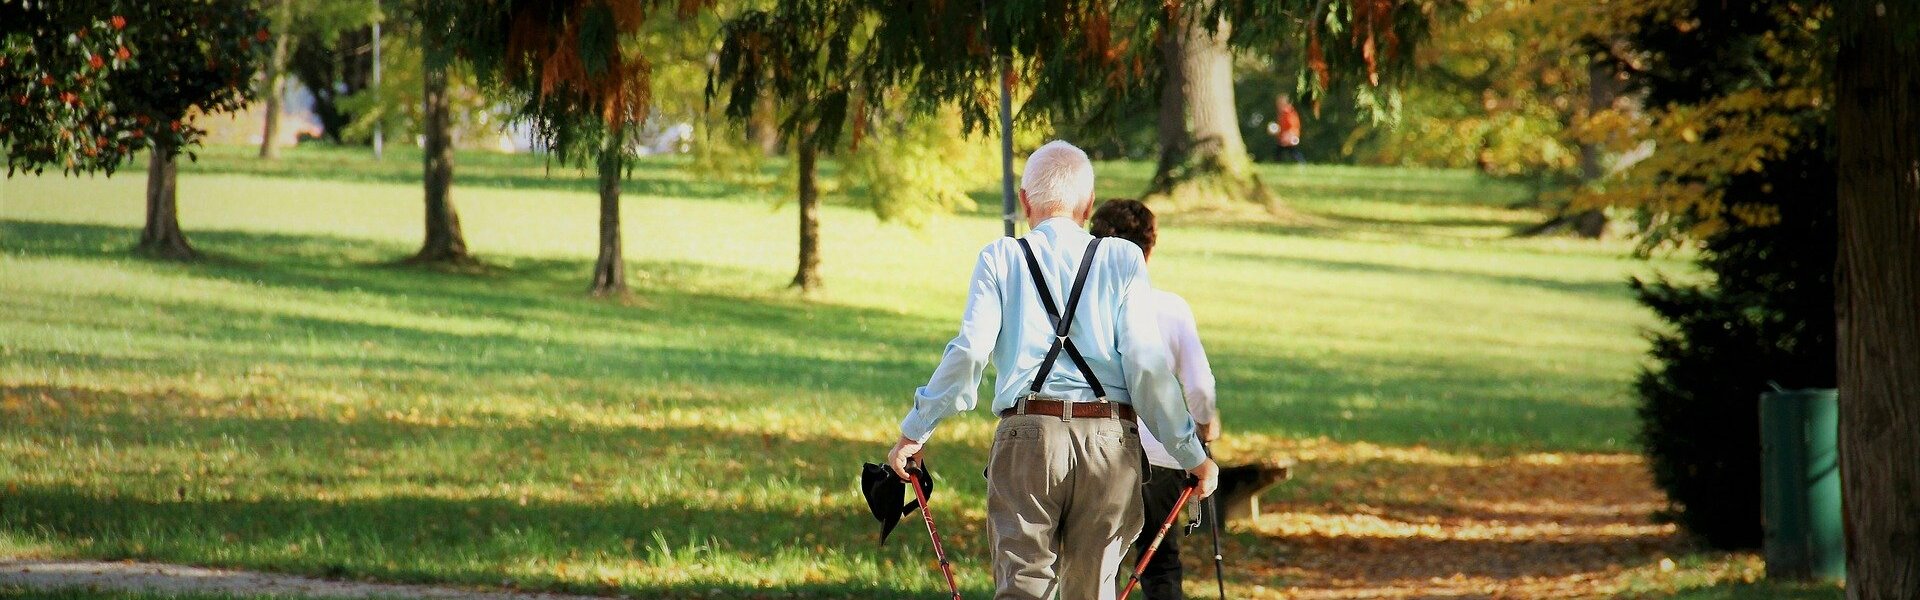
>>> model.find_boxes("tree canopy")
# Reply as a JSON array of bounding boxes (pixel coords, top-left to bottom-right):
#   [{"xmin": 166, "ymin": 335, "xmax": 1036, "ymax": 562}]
[{"xmin": 1, "ymin": 0, "xmax": 267, "ymax": 175}]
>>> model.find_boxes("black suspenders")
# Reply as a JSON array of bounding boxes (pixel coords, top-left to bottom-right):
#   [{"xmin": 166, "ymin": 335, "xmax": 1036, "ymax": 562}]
[{"xmin": 1016, "ymin": 237, "xmax": 1107, "ymax": 402}]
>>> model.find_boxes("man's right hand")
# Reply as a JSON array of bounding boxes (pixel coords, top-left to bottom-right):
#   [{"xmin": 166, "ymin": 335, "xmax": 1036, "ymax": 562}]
[{"xmin": 1188, "ymin": 458, "xmax": 1219, "ymax": 498}]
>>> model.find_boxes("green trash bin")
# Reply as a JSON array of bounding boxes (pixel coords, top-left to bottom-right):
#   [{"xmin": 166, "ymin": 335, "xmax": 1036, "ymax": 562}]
[{"xmin": 1759, "ymin": 387, "xmax": 1846, "ymax": 581}]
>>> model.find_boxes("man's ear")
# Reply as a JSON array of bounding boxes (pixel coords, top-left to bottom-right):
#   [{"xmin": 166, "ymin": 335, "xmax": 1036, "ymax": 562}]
[
  {"xmin": 1075, "ymin": 193, "xmax": 1096, "ymax": 222},
  {"xmin": 1018, "ymin": 189, "xmax": 1033, "ymax": 218}
]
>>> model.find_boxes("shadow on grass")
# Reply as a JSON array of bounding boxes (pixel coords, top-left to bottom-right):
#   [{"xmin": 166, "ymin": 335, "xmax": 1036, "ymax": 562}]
[
  {"xmin": 1, "ymin": 381, "xmax": 996, "ymax": 598},
  {"xmin": 173, "ymin": 147, "xmax": 772, "ymax": 202},
  {"xmin": 0, "ymin": 484, "xmax": 985, "ymax": 598},
  {"xmin": 1211, "ymin": 250, "xmax": 1633, "ymax": 299},
  {"xmin": 5, "ymin": 219, "xmax": 1634, "ymax": 452}
]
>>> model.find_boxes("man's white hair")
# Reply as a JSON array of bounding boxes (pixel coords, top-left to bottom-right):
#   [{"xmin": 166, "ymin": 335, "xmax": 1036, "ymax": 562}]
[{"xmin": 1020, "ymin": 140, "xmax": 1096, "ymax": 216}]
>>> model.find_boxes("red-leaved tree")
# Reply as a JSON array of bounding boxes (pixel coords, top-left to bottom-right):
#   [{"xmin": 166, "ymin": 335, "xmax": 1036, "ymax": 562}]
[{"xmin": 1, "ymin": 0, "xmax": 267, "ymax": 259}]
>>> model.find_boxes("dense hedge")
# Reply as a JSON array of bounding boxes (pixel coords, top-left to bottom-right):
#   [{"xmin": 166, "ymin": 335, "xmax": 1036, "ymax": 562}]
[{"xmin": 1631, "ymin": 140, "xmax": 1836, "ymax": 549}]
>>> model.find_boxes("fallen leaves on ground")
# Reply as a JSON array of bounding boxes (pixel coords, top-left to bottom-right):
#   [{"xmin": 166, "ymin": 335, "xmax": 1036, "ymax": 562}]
[{"xmin": 1212, "ymin": 437, "xmax": 1713, "ymax": 599}]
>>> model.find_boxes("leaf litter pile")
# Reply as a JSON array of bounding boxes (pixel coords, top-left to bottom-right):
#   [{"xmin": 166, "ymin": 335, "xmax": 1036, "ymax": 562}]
[{"xmin": 1204, "ymin": 436, "xmax": 1760, "ymax": 599}]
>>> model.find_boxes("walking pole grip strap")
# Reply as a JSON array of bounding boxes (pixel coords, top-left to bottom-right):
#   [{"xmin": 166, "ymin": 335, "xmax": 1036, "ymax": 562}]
[{"xmin": 1016, "ymin": 237, "xmax": 1106, "ymax": 400}]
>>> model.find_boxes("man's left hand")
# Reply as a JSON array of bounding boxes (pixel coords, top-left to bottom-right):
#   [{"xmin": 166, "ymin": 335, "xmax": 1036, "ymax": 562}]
[{"xmin": 887, "ymin": 435, "xmax": 924, "ymax": 480}]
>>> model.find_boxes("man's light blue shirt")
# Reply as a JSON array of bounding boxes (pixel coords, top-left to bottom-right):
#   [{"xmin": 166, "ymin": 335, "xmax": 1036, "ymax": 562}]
[{"xmin": 899, "ymin": 218, "xmax": 1208, "ymax": 469}]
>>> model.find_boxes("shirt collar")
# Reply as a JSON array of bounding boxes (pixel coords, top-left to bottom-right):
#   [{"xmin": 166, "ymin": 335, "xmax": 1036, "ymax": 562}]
[{"xmin": 1033, "ymin": 217, "xmax": 1085, "ymax": 237}]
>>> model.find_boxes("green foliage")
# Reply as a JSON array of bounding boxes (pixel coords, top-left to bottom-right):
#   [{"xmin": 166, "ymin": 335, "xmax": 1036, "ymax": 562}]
[
  {"xmin": 1579, "ymin": 0, "xmax": 1829, "ymax": 248},
  {"xmin": 1347, "ymin": 0, "xmax": 1622, "ymax": 187},
  {"xmin": 838, "ymin": 110, "xmax": 989, "ymax": 227},
  {"xmin": 277, "ymin": 0, "xmax": 382, "ymax": 143},
  {"xmin": 441, "ymin": 0, "xmax": 697, "ymax": 167},
  {"xmin": 0, "ymin": 0, "xmax": 268, "ymax": 175},
  {"xmin": 1632, "ymin": 134, "xmax": 1836, "ymax": 550},
  {"xmin": 329, "ymin": 32, "xmax": 504, "ymax": 148}
]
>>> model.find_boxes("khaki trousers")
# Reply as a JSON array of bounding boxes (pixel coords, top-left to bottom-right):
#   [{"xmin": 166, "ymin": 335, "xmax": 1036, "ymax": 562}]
[{"xmin": 986, "ymin": 410, "xmax": 1145, "ymax": 600}]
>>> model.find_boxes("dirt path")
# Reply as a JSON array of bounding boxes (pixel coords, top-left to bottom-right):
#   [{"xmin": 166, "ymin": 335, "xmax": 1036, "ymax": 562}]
[{"xmin": 0, "ymin": 559, "xmax": 615, "ymax": 600}]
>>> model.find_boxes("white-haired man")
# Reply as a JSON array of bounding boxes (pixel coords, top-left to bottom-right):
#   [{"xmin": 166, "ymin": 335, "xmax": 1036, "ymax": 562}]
[{"xmin": 888, "ymin": 140, "xmax": 1218, "ymax": 599}]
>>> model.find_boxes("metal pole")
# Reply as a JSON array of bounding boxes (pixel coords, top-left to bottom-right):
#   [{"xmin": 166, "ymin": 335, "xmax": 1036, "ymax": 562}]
[
  {"xmin": 371, "ymin": 0, "xmax": 384, "ymax": 161},
  {"xmin": 997, "ymin": 59, "xmax": 1016, "ymax": 238},
  {"xmin": 1206, "ymin": 443, "xmax": 1226, "ymax": 599},
  {"xmin": 991, "ymin": 0, "xmax": 1016, "ymax": 238}
]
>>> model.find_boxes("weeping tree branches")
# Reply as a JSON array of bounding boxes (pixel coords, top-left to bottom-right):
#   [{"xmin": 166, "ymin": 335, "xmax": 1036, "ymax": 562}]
[{"xmin": 443, "ymin": 0, "xmax": 709, "ymax": 295}]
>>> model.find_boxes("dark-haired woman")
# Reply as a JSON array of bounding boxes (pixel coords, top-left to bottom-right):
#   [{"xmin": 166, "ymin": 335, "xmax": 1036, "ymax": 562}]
[{"xmin": 1089, "ymin": 198, "xmax": 1220, "ymax": 600}]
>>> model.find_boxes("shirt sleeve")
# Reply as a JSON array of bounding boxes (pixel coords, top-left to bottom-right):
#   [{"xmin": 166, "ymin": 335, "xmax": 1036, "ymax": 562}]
[
  {"xmin": 1116, "ymin": 249, "xmax": 1207, "ymax": 469},
  {"xmin": 900, "ymin": 244, "xmax": 1002, "ymax": 443},
  {"xmin": 1168, "ymin": 296, "xmax": 1217, "ymax": 425}
]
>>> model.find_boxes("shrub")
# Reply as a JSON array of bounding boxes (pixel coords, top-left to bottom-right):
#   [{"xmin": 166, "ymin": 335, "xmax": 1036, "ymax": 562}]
[{"xmin": 1631, "ymin": 139, "xmax": 1836, "ymax": 550}]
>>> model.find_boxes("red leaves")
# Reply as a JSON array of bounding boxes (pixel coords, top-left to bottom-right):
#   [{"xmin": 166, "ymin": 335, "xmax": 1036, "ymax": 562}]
[
  {"xmin": 255, "ymin": 28, "xmax": 270, "ymax": 43},
  {"xmin": 89, "ymin": 54, "xmax": 105, "ymax": 70},
  {"xmin": 110, "ymin": 16, "xmax": 127, "ymax": 30},
  {"xmin": 116, "ymin": 47, "xmax": 131, "ymax": 61},
  {"xmin": 1308, "ymin": 33, "xmax": 1330, "ymax": 89}
]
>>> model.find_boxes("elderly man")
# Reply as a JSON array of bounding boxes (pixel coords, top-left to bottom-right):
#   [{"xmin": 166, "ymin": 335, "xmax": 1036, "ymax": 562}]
[{"xmin": 887, "ymin": 140, "xmax": 1218, "ymax": 600}]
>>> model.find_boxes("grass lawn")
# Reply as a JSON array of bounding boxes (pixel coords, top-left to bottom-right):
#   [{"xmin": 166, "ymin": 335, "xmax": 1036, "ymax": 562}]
[{"xmin": 0, "ymin": 145, "xmax": 1818, "ymax": 598}]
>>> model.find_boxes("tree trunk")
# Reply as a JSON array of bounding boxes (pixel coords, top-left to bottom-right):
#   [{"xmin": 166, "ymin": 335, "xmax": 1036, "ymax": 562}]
[
  {"xmin": 749, "ymin": 94, "xmax": 781, "ymax": 156},
  {"xmin": 791, "ymin": 139, "xmax": 822, "ymax": 292},
  {"xmin": 258, "ymin": 0, "xmax": 292, "ymax": 159},
  {"xmin": 590, "ymin": 127, "xmax": 627, "ymax": 296},
  {"xmin": 1567, "ymin": 59, "xmax": 1622, "ymax": 238},
  {"xmin": 1144, "ymin": 0, "xmax": 1273, "ymax": 211},
  {"xmin": 138, "ymin": 144, "xmax": 196, "ymax": 260},
  {"xmin": 1835, "ymin": 8, "xmax": 1920, "ymax": 599},
  {"xmin": 408, "ymin": 40, "xmax": 471, "ymax": 264}
]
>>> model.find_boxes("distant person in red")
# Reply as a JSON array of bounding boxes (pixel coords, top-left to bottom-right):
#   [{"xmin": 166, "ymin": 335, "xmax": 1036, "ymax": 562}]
[{"xmin": 1269, "ymin": 94, "xmax": 1305, "ymax": 164}]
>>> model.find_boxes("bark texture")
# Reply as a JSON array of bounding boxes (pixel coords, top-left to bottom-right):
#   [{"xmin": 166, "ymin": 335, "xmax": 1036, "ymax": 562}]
[
  {"xmin": 409, "ymin": 47, "xmax": 471, "ymax": 264},
  {"xmin": 258, "ymin": 0, "xmax": 291, "ymax": 159},
  {"xmin": 1145, "ymin": 0, "xmax": 1272, "ymax": 210},
  {"xmin": 590, "ymin": 128, "xmax": 627, "ymax": 296},
  {"xmin": 1835, "ymin": 8, "xmax": 1920, "ymax": 599},
  {"xmin": 791, "ymin": 139, "xmax": 822, "ymax": 292},
  {"xmin": 138, "ymin": 145, "xmax": 196, "ymax": 260}
]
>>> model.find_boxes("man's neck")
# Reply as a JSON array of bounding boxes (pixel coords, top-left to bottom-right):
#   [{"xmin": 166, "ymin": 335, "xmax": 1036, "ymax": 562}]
[{"xmin": 1027, "ymin": 214, "xmax": 1078, "ymax": 230}]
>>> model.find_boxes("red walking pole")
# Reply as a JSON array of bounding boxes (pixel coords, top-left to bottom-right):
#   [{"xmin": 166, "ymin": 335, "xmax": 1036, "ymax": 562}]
[
  {"xmin": 1119, "ymin": 478, "xmax": 1200, "ymax": 599},
  {"xmin": 907, "ymin": 461, "xmax": 962, "ymax": 600}
]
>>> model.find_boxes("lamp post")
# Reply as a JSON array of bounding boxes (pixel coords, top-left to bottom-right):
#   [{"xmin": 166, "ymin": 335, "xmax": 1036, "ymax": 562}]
[{"xmin": 371, "ymin": 0, "xmax": 384, "ymax": 160}]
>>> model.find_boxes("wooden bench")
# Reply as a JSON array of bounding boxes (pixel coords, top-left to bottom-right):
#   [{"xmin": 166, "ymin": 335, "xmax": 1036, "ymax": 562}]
[{"xmin": 1211, "ymin": 458, "xmax": 1295, "ymax": 522}]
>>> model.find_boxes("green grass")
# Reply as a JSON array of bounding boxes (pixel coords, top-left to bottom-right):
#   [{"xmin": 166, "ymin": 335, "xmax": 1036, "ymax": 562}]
[{"xmin": 1, "ymin": 144, "xmax": 1690, "ymax": 597}]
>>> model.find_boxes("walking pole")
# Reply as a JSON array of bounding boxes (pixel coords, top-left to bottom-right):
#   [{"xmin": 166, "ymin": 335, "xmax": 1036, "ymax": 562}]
[
  {"xmin": 1119, "ymin": 477, "xmax": 1200, "ymax": 599},
  {"xmin": 906, "ymin": 460, "xmax": 962, "ymax": 600},
  {"xmin": 1205, "ymin": 443, "xmax": 1226, "ymax": 599}
]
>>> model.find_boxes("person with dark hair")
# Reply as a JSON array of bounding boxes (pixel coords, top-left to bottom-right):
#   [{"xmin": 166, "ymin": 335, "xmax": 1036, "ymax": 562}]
[{"xmin": 1089, "ymin": 199, "xmax": 1220, "ymax": 600}]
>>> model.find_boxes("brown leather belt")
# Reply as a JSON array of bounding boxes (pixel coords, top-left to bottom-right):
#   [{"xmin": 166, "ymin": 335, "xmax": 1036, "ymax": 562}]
[{"xmin": 999, "ymin": 398, "xmax": 1136, "ymax": 421}]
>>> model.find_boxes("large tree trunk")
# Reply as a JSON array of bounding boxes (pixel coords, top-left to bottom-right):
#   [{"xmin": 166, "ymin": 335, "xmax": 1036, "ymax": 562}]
[
  {"xmin": 791, "ymin": 139, "xmax": 822, "ymax": 292},
  {"xmin": 1834, "ymin": 7, "xmax": 1920, "ymax": 599},
  {"xmin": 408, "ymin": 43, "xmax": 471, "ymax": 264},
  {"xmin": 1144, "ymin": 0, "xmax": 1273, "ymax": 211},
  {"xmin": 590, "ymin": 127, "xmax": 627, "ymax": 296},
  {"xmin": 138, "ymin": 144, "xmax": 196, "ymax": 260},
  {"xmin": 1568, "ymin": 59, "xmax": 1620, "ymax": 238},
  {"xmin": 258, "ymin": 0, "xmax": 292, "ymax": 159},
  {"xmin": 1528, "ymin": 59, "xmax": 1621, "ymax": 239}
]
